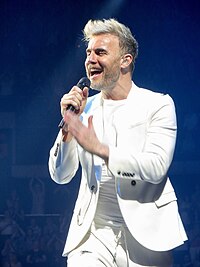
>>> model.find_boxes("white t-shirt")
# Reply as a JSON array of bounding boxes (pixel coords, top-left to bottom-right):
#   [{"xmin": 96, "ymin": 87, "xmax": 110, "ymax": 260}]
[{"xmin": 94, "ymin": 98, "xmax": 127, "ymax": 227}]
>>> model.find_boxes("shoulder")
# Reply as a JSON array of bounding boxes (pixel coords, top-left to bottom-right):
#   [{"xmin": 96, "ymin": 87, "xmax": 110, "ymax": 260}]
[{"xmin": 130, "ymin": 83, "xmax": 175, "ymax": 108}]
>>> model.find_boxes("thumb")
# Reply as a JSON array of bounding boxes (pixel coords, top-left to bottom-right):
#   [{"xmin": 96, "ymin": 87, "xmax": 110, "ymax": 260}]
[
  {"xmin": 82, "ymin": 87, "xmax": 89, "ymax": 99},
  {"xmin": 78, "ymin": 87, "xmax": 89, "ymax": 114},
  {"xmin": 88, "ymin": 115, "xmax": 93, "ymax": 129}
]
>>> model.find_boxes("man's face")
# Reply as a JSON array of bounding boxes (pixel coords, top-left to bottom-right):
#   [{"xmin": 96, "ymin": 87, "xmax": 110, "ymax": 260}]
[{"xmin": 85, "ymin": 33, "xmax": 122, "ymax": 91}]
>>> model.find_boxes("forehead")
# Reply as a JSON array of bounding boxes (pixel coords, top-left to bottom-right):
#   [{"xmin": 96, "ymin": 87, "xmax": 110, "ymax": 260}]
[{"xmin": 87, "ymin": 33, "xmax": 120, "ymax": 50}]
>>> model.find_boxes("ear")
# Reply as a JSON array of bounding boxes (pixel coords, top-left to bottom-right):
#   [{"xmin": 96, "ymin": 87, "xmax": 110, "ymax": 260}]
[{"xmin": 120, "ymin": 54, "xmax": 133, "ymax": 69}]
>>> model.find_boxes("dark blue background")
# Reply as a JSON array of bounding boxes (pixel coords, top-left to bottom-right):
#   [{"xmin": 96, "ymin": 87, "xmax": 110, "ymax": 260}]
[{"xmin": 0, "ymin": 0, "xmax": 200, "ymax": 265}]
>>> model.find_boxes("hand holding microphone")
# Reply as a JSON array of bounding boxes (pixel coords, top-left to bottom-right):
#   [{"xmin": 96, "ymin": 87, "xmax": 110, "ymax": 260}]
[{"xmin": 58, "ymin": 77, "xmax": 90, "ymax": 129}]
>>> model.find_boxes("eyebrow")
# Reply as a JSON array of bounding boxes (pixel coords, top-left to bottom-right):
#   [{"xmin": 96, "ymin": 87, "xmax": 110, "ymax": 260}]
[{"xmin": 86, "ymin": 47, "xmax": 107, "ymax": 54}]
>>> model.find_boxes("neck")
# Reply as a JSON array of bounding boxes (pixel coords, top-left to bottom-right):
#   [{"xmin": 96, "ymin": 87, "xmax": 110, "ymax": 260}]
[{"xmin": 102, "ymin": 78, "xmax": 132, "ymax": 100}]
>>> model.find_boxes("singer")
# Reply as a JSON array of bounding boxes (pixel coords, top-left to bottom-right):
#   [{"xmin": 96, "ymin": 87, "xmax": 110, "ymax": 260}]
[{"xmin": 48, "ymin": 18, "xmax": 187, "ymax": 267}]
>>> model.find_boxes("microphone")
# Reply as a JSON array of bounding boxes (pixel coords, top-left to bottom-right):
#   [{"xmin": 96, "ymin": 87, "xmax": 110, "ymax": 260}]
[{"xmin": 58, "ymin": 77, "xmax": 91, "ymax": 129}]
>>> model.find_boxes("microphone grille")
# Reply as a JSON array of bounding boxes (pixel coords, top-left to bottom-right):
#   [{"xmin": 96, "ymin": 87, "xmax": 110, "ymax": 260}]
[{"xmin": 77, "ymin": 77, "xmax": 91, "ymax": 89}]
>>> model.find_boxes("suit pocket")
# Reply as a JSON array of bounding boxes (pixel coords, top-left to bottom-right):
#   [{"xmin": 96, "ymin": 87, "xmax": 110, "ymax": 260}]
[{"xmin": 155, "ymin": 191, "xmax": 177, "ymax": 208}]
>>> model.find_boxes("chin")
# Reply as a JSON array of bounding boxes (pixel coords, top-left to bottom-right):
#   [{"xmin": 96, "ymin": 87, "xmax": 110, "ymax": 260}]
[
  {"xmin": 90, "ymin": 80, "xmax": 103, "ymax": 91},
  {"xmin": 91, "ymin": 86, "xmax": 102, "ymax": 92}
]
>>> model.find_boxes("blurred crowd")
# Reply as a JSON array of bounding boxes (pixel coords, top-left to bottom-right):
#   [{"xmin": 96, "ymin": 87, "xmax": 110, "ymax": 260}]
[
  {"xmin": 0, "ymin": 177, "xmax": 200, "ymax": 267},
  {"xmin": 172, "ymin": 185, "xmax": 200, "ymax": 267},
  {"xmin": 0, "ymin": 178, "xmax": 70, "ymax": 267}
]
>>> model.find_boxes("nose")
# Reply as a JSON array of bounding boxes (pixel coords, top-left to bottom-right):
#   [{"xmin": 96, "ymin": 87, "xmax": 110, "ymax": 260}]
[{"xmin": 86, "ymin": 51, "xmax": 97, "ymax": 64}]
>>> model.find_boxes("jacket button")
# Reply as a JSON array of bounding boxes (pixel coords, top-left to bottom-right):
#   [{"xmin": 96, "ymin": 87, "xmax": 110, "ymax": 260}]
[
  {"xmin": 131, "ymin": 180, "xmax": 136, "ymax": 186},
  {"xmin": 54, "ymin": 143, "xmax": 60, "ymax": 157},
  {"xmin": 90, "ymin": 185, "xmax": 95, "ymax": 191}
]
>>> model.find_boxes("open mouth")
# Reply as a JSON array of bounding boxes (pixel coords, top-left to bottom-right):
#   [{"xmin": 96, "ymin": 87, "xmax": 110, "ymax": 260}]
[{"xmin": 90, "ymin": 69, "xmax": 103, "ymax": 78}]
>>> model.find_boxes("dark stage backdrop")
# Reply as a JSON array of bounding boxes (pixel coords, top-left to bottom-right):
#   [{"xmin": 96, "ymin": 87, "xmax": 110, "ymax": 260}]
[{"xmin": 0, "ymin": 0, "xmax": 200, "ymax": 265}]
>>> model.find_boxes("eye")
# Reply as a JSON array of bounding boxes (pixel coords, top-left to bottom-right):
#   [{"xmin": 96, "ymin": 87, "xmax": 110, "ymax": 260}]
[
  {"xmin": 86, "ymin": 49, "xmax": 91, "ymax": 57},
  {"xmin": 96, "ymin": 49, "xmax": 106, "ymax": 56}
]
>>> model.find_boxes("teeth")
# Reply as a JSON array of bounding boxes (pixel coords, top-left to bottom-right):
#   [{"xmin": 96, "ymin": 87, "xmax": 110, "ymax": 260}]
[
  {"xmin": 91, "ymin": 70, "xmax": 100, "ymax": 73},
  {"xmin": 90, "ymin": 69, "xmax": 102, "ymax": 76}
]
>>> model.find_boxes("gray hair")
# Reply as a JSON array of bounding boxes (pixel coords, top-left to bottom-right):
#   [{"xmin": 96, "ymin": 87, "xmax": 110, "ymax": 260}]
[{"xmin": 83, "ymin": 18, "xmax": 138, "ymax": 71}]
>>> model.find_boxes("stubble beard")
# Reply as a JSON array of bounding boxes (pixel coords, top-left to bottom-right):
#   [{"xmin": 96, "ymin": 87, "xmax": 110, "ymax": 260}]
[{"xmin": 90, "ymin": 67, "xmax": 120, "ymax": 92}]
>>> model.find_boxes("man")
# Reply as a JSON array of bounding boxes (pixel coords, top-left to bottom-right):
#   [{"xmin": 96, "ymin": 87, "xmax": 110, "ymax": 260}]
[{"xmin": 49, "ymin": 18, "xmax": 187, "ymax": 267}]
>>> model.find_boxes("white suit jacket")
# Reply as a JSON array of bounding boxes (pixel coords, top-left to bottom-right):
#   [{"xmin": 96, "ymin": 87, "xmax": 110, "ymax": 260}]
[{"xmin": 49, "ymin": 82, "xmax": 187, "ymax": 256}]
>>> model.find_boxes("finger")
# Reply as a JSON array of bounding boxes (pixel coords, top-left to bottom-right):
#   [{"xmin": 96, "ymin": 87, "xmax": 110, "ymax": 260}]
[
  {"xmin": 70, "ymin": 85, "xmax": 85, "ymax": 95},
  {"xmin": 66, "ymin": 113, "xmax": 83, "ymax": 138},
  {"xmin": 64, "ymin": 109, "xmax": 75, "ymax": 120},
  {"xmin": 82, "ymin": 87, "xmax": 89, "ymax": 98},
  {"xmin": 88, "ymin": 115, "xmax": 93, "ymax": 129},
  {"xmin": 67, "ymin": 90, "xmax": 83, "ymax": 105},
  {"xmin": 61, "ymin": 100, "xmax": 79, "ymax": 115},
  {"xmin": 61, "ymin": 92, "xmax": 83, "ymax": 113}
]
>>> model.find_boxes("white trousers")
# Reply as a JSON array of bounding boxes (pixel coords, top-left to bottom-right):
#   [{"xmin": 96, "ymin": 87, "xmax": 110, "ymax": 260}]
[{"xmin": 67, "ymin": 222, "xmax": 173, "ymax": 267}]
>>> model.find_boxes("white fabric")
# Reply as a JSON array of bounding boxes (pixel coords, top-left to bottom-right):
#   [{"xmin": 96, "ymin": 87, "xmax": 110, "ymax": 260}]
[
  {"xmin": 67, "ymin": 221, "xmax": 173, "ymax": 267},
  {"xmin": 48, "ymin": 82, "xmax": 187, "ymax": 256},
  {"xmin": 95, "ymin": 98, "xmax": 126, "ymax": 225}
]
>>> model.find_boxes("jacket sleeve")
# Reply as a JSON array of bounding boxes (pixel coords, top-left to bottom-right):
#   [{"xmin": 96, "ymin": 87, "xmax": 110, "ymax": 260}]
[
  {"xmin": 48, "ymin": 130, "xmax": 79, "ymax": 184},
  {"xmin": 108, "ymin": 94, "xmax": 177, "ymax": 184}
]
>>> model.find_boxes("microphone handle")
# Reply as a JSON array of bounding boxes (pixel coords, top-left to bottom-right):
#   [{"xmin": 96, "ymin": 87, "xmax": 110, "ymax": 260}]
[
  {"xmin": 58, "ymin": 105, "xmax": 75, "ymax": 129},
  {"xmin": 58, "ymin": 77, "xmax": 90, "ymax": 129}
]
